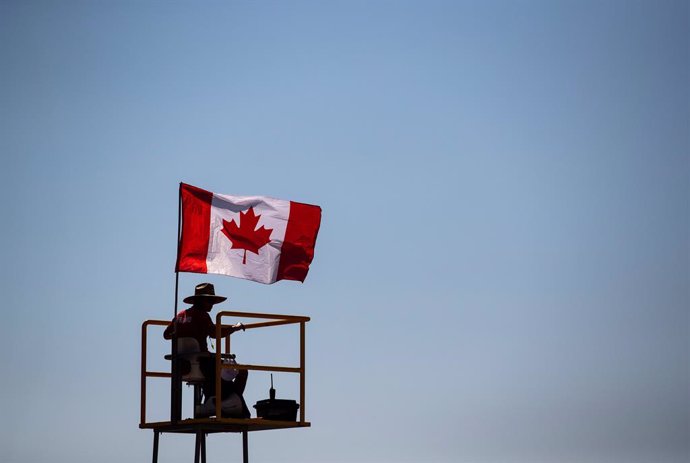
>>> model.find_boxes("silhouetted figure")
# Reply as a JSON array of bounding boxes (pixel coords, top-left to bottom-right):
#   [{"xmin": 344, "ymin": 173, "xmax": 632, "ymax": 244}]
[{"xmin": 164, "ymin": 282, "xmax": 250, "ymax": 417}]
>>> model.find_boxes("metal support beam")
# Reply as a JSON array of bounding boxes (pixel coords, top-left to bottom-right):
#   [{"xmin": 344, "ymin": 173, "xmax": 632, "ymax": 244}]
[
  {"xmin": 194, "ymin": 431, "xmax": 201, "ymax": 463},
  {"xmin": 152, "ymin": 431, "xmax": 159, "ymax": 463},
  {"xmin": 242, "ymin": 431, "xmax": 249, "ymax": 463},
  {"xmin": 193, "ymin": 385, "xmax": 202, "ymax": 418},
  {"xmin": 201, "ymin": 432, "xmax": 206, "ymax": 463},
  {"xmin": 171, "ymin": 341, "xmax": 182, "ymax": 421}
]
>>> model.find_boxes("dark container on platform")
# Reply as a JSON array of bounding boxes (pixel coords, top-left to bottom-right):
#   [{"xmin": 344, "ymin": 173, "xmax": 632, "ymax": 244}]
[
  {"xmin": 253, "ymin": 398, "xmax": 299, "ymax": 421},
  {"xmin": 254, "ymin": 374, "xmax": 299, "ymax": 421}
]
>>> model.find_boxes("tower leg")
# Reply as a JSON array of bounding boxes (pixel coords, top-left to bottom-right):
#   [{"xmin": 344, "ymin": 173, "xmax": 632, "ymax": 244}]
[
  {"xmin": 201, "ymin": 432, "xmax": 207, "ymax": 463},
  {"xmin": 152, "ymin": 431, "xmax": 159, "ymax": 463},
  {"xmin": 194, "ymin": 431, "xmax": 202, "ymax": 463}
]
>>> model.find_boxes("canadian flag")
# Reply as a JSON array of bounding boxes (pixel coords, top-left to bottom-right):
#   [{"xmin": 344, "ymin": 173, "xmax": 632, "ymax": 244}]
[{"xmin": 175, "ymin": 183, "xmax": 322, "ymax": 284}]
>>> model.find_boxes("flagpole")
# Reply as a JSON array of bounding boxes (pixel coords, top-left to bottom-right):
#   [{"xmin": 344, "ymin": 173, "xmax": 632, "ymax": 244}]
[
  {"xmin": 174, "ymin": 182, "xmax": 184, "ymax": 318},
  {"xmin": 170, "ymin": 183, "xmax": 183, "ymax": 422}
]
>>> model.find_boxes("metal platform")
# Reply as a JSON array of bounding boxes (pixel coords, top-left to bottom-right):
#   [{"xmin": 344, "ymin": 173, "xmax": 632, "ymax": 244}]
[
  {"xmin": 140, "ymin": 417, "xmax": 311, "ymax": 433},
  {"xmin": 141, "ymin": 418, "xmax": 310, "ymax": 463}
]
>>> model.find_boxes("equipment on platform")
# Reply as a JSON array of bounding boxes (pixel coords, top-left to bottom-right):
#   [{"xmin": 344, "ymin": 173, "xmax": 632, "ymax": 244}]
[{"xmin": 253, "ymin": 374, "xmax": 300, "ymax": 421}]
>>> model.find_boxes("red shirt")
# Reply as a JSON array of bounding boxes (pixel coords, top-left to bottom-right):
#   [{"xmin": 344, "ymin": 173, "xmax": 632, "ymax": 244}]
[{"xmin": 163, "ymin": 306, "xmax": 216, "ymax": 352}]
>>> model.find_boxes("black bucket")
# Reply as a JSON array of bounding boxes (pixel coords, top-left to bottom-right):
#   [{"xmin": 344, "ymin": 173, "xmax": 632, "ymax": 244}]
[{"xmin": 253, "ymin": 399, "xmax": 299, "ymax": 421}]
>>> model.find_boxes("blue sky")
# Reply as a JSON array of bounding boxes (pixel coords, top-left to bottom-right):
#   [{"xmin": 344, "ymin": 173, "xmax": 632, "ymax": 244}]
[{"xmin": 1, "ymin": 1, "xmax": 688, "ymax": 462}]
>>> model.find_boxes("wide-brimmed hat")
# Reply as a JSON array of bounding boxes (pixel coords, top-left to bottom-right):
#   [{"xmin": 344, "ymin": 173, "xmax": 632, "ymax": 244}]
[{"xmin": 183, "ymin": 283, "xmax": 227, "ymax": 305}]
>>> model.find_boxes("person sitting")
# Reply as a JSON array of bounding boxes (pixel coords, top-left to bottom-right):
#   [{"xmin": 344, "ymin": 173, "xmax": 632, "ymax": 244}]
[{"xmin": 163, "ymin": 282, "xmax": 249, "ymax": 418}]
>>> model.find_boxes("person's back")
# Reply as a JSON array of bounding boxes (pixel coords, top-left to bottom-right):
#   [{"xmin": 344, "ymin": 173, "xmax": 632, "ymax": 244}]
[{"xmin": 164, "ymin": 305, "xmax": 215, "ymax": 352}]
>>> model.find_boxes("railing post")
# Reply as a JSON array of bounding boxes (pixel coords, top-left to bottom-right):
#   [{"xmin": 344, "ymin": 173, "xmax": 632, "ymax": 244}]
[
  {"xmin": 300, "ymin": 321, "xmax": 305, "ymax": 424},
  {"xmin": 215, "ymin": 320, "xmax": 223, "ymax": 418},
  {"xmin": 141, "ymin": 322, "xmax": 147, "ymax": 425}
]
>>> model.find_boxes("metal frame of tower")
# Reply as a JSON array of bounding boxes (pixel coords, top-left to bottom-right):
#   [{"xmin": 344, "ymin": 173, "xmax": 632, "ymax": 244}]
[{"xmin": 140, "ymin": 311, "xmax": 310, "ymax": 462}]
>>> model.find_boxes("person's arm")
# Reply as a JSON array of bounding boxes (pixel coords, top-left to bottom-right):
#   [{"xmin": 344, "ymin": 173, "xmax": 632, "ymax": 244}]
[
  {"xmin": 163, "ymin": 318, "xmax": 175, "ymax": 339},
  {"xmin": 218, "ymin": 323, "xmax": 245, "ymax": 337},
  {"xmin": 205, "ymin": 314, "xmax": 244, "ymax": 339}
]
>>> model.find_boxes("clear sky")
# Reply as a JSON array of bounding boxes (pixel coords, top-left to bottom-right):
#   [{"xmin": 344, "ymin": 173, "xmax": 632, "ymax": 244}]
[{"xmin": 1, "ymin": 1, "xmax": 688, "ymax": 462}]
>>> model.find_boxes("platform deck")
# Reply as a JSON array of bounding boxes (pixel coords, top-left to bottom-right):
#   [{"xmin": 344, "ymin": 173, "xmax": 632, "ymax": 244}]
[{"xmin": 140, "ymin": 418, "xmax": 310, "ymax": 434}]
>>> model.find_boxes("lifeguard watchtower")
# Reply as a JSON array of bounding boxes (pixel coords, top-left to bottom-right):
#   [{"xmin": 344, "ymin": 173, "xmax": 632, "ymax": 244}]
[
  {"xmin": 140, "ymin": 310, "xmax": 310, "ymax": 462},
  {"xmin": 144, "ymin": 183, "xmax": 322, "ymax": 461}
]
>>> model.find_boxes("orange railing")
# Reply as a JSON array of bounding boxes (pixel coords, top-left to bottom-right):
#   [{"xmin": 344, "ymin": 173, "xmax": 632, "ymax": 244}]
[
  {"xmin": 140, "ymin": 320, "xmax": 170, "ymax": 426},
  {"xmin": 140, "ymin": 311, "xmax": 309, "ymax": 426}
]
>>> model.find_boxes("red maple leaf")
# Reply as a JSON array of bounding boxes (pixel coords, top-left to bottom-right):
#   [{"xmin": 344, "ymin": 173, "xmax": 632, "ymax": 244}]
[{"xmin": 221, "ymin": 207, "xmax": 273, "ymax": 264}]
